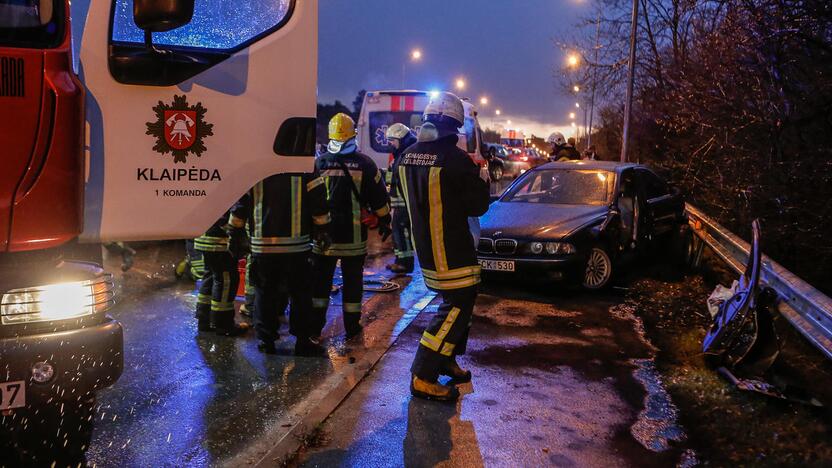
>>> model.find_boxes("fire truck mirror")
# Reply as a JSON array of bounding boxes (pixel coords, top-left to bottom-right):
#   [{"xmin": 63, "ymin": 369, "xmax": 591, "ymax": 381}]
[
  {"xmin": 274, "ymin": 118, "xmax": 317, "ymax": 157},
  {"xmin": 133, "ymin": 0, "xmax": 195, "ymax": 33}
]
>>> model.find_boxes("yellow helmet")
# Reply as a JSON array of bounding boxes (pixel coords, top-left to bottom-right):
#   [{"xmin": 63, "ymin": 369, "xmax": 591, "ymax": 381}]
[{"xmin": 328, "ymin": 113, "xmax": 356, "ymax": 142}]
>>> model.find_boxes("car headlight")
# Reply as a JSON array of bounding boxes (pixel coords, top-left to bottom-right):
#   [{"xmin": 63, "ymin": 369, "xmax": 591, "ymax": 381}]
[
  {"xmin": 1, "ymin": 276, "xmax": 115, "ymax": 325},
  {"xmin": 545, "ymin": 242, "xmax": 576, "ymax": 255},
  {"xmin": 530, "ymin": 242, "xmax": 544, "ymax": 254}
]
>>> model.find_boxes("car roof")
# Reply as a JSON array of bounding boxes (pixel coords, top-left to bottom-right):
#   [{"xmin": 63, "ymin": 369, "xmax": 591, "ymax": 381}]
[{"xmin": 535, "ymin": 160, "xmax": 642, "ymax": 172}]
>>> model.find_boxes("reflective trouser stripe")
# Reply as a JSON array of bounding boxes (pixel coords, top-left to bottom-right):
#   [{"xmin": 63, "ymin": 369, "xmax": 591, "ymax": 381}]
[
  {"xmin": 420, "ymin": 307, "xmax": 460, "ymax": 352},
  {"xmin": 196, "ymin": 294, "xmax": 211, "ymax": 305},
  {"xmin": 394, "ymin": 249, "xmax": 415, "ymax": 258},
  {"xmin": 343, "ymin": 302, "xmax": 362, "ymax": 314},
  {"xmin": 423, "ymin": 275, "xmax": 480, "ymax": 290},
  {"xmin": 440, "ymin": 342, "xmax": 456, "ymax": 357},
  {"xmin": 307, "ymin": 176, "xmax": 324, "ymax": 191},
  {"xmin": 312, "ymin": 242, "xmax": 367, "ymax": 256},
  {"xmin": 312, "ymin": 298, "xmax": 329, "ymax": 308},
  {"xmin": 245, "ymin": 259, "xmax": 254, "ymax": 295}
]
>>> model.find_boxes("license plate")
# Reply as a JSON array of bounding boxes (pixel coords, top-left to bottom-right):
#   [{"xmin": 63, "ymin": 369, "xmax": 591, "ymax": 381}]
[
  {"xmin": 0, "ymin": 381, "xmax": 25, "ymax": 411},
  {"xmin": 479, "ymin": 259, "xmax": 515, "ymax": 272}
]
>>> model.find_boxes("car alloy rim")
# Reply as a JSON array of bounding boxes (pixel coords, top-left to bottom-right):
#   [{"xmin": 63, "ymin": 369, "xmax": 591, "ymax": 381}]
[{"xmin": 584, "ymin": 248, "xmax": 611, "ymax": 288}]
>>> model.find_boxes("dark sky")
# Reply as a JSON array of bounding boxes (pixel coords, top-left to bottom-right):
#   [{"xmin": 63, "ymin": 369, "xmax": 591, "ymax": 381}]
[{"xmin": 318, "ymin": 0, "xmax": 592, "ymax": 137}]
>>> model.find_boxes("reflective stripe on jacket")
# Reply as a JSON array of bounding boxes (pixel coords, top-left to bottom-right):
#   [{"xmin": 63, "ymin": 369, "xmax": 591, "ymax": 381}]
[
  {"xmin": 231, "ymin": 173, "xmax": 330, "ymax": 255},
  {"xmin": 194, "ymin": 212, "xmax": 231, "ymax": 252},
  {"xmin": 314, "ymin": 150, "xmax": 390, "ymax": 256},
  {"xmin": 399, "ymin": 135, "xmax": 490, "ymax": 290}
]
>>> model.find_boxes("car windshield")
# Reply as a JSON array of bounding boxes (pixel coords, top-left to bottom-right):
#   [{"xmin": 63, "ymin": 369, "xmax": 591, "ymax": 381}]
[
  {"xmin": 0, "ymin": 0, "xmax": 61, "ymax": 48},
  {"xmin": 503, "ymin": 169, "xmax": 613, "ymax": 205}
]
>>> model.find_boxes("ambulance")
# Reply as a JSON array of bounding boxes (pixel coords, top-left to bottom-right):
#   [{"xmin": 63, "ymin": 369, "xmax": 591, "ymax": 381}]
[
  {"xmin": 356, "ymin": 90, "xmax": 486, "ymax": 170},
  {"xmin": 0, "ymin": 0, "xmax": 317, "ymax": 462}
]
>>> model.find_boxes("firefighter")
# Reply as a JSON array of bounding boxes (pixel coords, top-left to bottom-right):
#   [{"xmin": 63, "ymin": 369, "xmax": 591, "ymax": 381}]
[
  {"xmin": 194, "ymin": 212, "xmax": 248, "ymax": 336},
  {"xmin": 313, "ymin": 113, "xmax": 392, "ymax": 339},
  {"xmin": 385, "ymin": 123, "xmax": 418, "ymax": 274},
  {"xmin": 230, "ymin": 173, "xmax": 332, "ymax": 355},
  {"xmin": 398, "ymin": 92, "xmax": 490, "ymax": 401}
]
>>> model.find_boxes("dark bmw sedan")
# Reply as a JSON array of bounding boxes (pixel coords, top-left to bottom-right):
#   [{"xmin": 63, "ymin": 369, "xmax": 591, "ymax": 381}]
[{"xmin": 477, "ymin": 161, "xmax": 687, "ymax": 289}]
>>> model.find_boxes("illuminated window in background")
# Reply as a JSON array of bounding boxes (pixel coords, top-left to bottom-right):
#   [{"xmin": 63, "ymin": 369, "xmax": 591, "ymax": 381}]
[{"xmin": 111, "ymin": 0, "xmax": 292, "ymax": 50}]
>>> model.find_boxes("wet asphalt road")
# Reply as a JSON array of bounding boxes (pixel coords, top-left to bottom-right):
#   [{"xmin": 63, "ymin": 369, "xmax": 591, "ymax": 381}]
[
  {"xmin": 84, "ymin": 240, "xmax": 425, "ymax": 467},
  {"xmin": 296, "ymin": 282, "xmax": 691, "ymax": 467}
]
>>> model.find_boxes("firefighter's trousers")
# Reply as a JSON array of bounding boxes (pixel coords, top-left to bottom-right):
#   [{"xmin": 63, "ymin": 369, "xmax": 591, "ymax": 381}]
[
  {"xmin": 250, "ymin": 252, "xmax": 318, "ymax": 343},
  {"xmin": 196, "ymin": 251, "xmax": 239, "ymax": 329},
  {"xmin": 312, "ymin": 254, "xmax": 366, "ymax": 332},
  {"xmin": 411, "ymin": 285, "xmax": 478, "ymax": 381},
  {"xmin": 391, "ymin": 208, "xmax": 415, "ymax": 270}
]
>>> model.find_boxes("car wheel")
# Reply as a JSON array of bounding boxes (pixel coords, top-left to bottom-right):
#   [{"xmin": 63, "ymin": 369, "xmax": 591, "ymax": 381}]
[
  {"xmin": 583, "ymin": 247, "xmax": 613, "ymax": 289},
  {"xmin": 490, "ymin": 163, "xmax": 504, "ymax": 181}
]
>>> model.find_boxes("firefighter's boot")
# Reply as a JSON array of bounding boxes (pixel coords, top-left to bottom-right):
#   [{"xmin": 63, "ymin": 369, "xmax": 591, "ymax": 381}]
[
  {"xmin": 213, "ymin": 313, "xmax": 250, "ymax": 337},
  {"xmin": 344, "ymin": 314, "xmax": 363, "ymax": 339},
  {"xmin": 295, "ymin": 336, "xmax": 326, "ymax": 357},
  {"xmin": 440, "ymin": 357, "xmax": 472, "ymax": 384},
  {"xmin": 410, "ymin": 375, "xmax": 460, "ymax": 402}
]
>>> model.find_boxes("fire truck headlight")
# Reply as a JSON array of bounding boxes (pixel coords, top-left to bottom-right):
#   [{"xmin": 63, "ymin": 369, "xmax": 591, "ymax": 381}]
[{"xmin": 1, "ymin": 276, "xmax": 114, "ymax": 325}]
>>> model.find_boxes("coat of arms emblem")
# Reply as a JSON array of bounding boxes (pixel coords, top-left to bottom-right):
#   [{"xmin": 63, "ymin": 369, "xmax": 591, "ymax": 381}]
[{"xmin": 146, "ymin": 95, "xmax": 213, "ymax": 163}]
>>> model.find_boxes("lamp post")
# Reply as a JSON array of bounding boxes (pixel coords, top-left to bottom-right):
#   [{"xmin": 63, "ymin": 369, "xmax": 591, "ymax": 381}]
[
  {"xmin": 455, "ymin": 78, "xmax": 466, "ymax": 92},
  {"xmin": 620, "ymin": 0, "xmax": 639, "ymax": 162},
  {"xmin": 402, "ymin": 49, "xmax": 422, "ymax": 88}
]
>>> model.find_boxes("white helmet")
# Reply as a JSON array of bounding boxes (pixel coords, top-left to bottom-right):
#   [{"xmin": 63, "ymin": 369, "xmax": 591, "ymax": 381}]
[
  {"xmin": 385, "ymin": 123, "xmax": 411, "ymax": 141},
  {"xmin": 547, "ymin": 132, "xmax": 566, "ymax": 146},
  {"xmin": 424, "ymin": 91, "xmax": 464, "ymax": 127}
]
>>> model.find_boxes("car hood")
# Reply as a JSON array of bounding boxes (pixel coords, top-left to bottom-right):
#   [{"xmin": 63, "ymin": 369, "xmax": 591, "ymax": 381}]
[{"xmin": 480, "ymin": 202, "xmax": 609, "ymax": 240}]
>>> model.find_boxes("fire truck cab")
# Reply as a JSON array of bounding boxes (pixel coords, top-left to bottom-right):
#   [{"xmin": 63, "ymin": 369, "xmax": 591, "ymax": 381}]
[{"xmin": 1, "ymin": 0, "xmax": 317, "ymax": 462}]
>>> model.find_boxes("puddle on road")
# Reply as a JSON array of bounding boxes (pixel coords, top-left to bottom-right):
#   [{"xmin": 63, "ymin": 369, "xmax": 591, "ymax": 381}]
[{"xmin": 629, "ymin": 358, "xmax": 685, "ymax": 452}]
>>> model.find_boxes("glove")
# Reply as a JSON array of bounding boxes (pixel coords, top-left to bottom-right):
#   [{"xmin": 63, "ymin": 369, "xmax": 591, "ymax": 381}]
[
  {"xmin": 378, "ymin": 214, "xmax": 393, "ymax": 242},
  {"xmin": 314, "ymin": 227, "xmax": 332, "ymax": 253},
  {"xmin": 226, "ymin": 226, "xmax": 249, "ymax": 259}
]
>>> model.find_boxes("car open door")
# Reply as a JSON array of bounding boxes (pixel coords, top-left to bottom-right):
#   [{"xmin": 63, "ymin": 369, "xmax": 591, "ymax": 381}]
[
  {"xmin": 73, "ymin": 0, "xmax": 317, "ymax": 242},
  {"xmin": 636, "ymin": 168, "xmax": 682, "ymax": 238}
]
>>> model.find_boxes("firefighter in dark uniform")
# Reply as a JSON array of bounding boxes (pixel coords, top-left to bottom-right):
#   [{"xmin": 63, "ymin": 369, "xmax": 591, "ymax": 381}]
[
  {"xmin": 194, "ymin": 212, "xmax": 248, "ymax": 336},
  {"xmin": 398, "ymin": 92, "xmax": 490, "ymax": 401},
  {"xmin": 230, "ymin": 173, "xmax": 332, "ymax": 355},
  {"xmin": 313, "ymin": 113, "xmax": 391, "ymax": 338},
  {"xmin": 385, "ymin": 123, "xmax": 418, "ymax": 274}
]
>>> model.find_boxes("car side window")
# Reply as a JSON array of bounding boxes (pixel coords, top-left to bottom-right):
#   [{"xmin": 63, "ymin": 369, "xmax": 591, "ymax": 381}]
[
  {"xmin": 111, "ymin": 0, "xmax": 293, "ymax": 51},
  {"xmin": 637, "ymin": 169, "xmax": 669, "ymax": 200}
]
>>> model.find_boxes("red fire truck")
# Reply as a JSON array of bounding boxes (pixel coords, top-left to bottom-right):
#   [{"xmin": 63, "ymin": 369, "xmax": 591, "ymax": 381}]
[{"xmin": 1, "ymin": 0, "xmax": 317, "ymax": 462}]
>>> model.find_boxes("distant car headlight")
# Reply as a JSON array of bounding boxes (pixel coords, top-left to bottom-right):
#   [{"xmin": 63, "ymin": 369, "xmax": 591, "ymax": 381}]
[
  {"xmin": 530, "ymin": 242, "xmax": 544, "ymax": 254},
  {"xmin": 1, "ymin": 276, "xmax": 115, "ymax": 325},
  {"xmin": 545, "ymin": 242, "xmax": 576, "ymax": 255}
]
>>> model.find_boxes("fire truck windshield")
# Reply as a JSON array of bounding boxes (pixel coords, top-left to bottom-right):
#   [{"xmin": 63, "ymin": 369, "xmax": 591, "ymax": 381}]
[{"xmin": 0, "ymin": 0, "xmax": 62, "ymax": 48}]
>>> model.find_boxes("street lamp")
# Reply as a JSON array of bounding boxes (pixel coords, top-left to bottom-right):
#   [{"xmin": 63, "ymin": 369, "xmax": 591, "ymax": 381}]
[
  {"xmin": 455, "ymin": 78, "xmax": 466, "ymax": 91},
  {"xmin": 573, "ymin": 85, "xmax": 580, "ymax": 93},
  {"xmin": 567, "ymin": 53, "xmax": 580, "ymax": 68},
  {"xmin": 495, "ymin": 109, "xmax": 501, "ymax": 116},
  {"xmin": 575, "ymin": 102, "xmax": 580, "ymax": 108},
  {"xmin": 569, "ymin": 112, "xmax": 576, "ymax": 120},
  {"xmin": 479, "ymin": 96, "xmax": 489, "ymax": 106},
  {"xmin": 402, "ymin": 48, "xmax": 423, "ymax": 88}
]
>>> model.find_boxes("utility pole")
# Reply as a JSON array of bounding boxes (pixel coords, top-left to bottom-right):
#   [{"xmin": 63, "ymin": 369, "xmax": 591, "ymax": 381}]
[
  {"xmin": 588, "ymin": 11, "xmax": 601, "ymax": 149},
  {"xmin": 620, "ymin": 0, "xmax": 639, "ymax": 163}
]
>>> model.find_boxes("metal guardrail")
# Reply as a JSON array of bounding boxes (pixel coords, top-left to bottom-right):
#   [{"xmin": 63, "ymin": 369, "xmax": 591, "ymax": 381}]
[{"xmin": 685, "ymin": 203, "xmax": 832, "ymax": 360}]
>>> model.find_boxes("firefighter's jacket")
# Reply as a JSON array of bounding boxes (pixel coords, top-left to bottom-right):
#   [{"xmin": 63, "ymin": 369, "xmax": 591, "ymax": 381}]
[
  {"xmin": 314, "ymin": 149, "xmax": 390, "ymax": 257},
  {"xmin": 194, "ymin": 212, "xmax": 231, "ymax": 252},
  {"xmin": 399, "ymin": 134, "xmax": 490, "ymax": 290},
  {"xmin": 388, "ymin": 133, "xmax": 417, "ymax": 209},
  {"xmin": 230, "ymin": 173, "xmax": 330, "ymax": 255}
]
